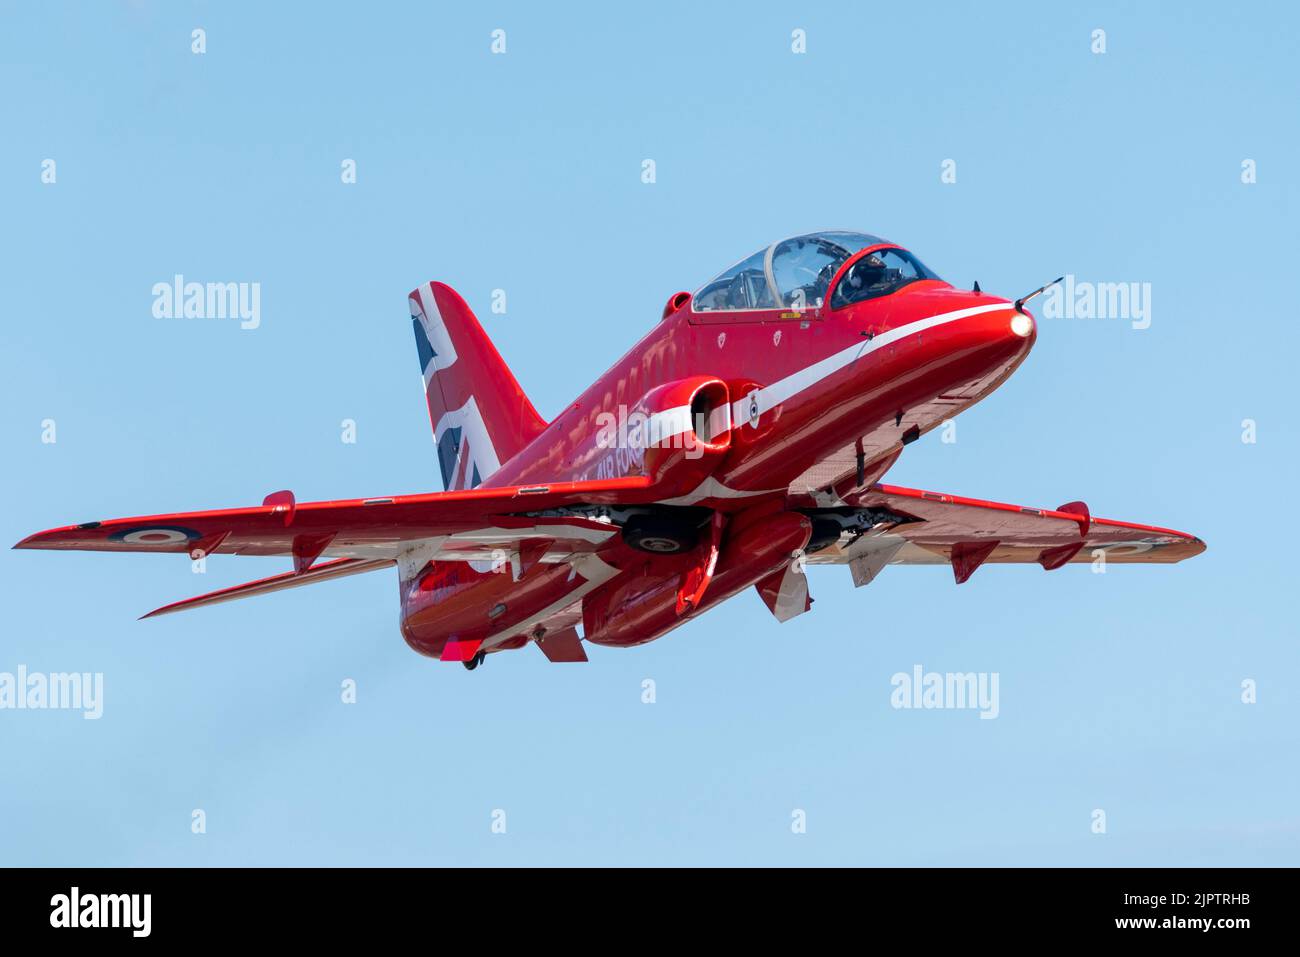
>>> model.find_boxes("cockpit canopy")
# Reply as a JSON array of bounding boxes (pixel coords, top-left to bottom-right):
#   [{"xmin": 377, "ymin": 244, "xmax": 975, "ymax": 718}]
[{"xmin": 692, "ymin": 230, "xmax": 940, "ymax": 313}]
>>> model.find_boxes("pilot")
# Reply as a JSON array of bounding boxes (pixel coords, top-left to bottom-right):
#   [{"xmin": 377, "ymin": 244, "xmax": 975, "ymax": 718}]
[
  {"xmin": 844, "ymin": 253, "xmax": 887, "ymax": 294},
  {"xmin": 807, "ymin": 262, "xmax": 839, "ymax": 307}
]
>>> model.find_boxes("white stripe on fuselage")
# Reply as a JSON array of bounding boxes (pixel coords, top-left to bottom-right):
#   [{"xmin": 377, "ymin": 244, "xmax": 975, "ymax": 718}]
[
  {"xmin": 642, "ymin": 400, "xmax": 733, "ymax": 448},
  {"xmin": 728, "ymin": 302, "xmax": 1011, "ymax": 427}
]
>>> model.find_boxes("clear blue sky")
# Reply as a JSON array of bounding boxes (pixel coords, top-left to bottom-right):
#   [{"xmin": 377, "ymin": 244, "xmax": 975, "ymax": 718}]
[{"xmin": 1, "ymin": 1, "xmax": 1295, "ymax": 866}]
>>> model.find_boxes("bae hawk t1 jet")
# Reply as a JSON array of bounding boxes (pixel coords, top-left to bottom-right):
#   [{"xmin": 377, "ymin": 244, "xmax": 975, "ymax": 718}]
[{"xmin": 16, "ymin": 231, "xmax": 1204, "ymax": 668}]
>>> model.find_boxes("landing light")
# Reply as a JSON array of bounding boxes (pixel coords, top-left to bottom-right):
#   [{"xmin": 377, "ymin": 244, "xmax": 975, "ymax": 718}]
[{"xmin": 1010, "ymin": 312, "xmax": 1034, "ymax": 338}]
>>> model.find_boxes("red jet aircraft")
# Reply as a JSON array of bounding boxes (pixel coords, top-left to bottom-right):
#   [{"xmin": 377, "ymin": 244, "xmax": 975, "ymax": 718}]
[{"xmin": 17, "ymin": 231, "xmax": 1204, "ymax": 668}]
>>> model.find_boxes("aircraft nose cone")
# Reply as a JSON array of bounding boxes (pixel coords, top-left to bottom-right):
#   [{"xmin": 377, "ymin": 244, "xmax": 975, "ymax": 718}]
[
  {"xmin": 1009, "ymin": 309, "xmax": 1035, "ymax": 339},
  {"xmin": 945, "ymin": 299, "xmax": 1036, "ymax": 391},
  {"xmin": 996, "ymin": 303, "xmax": 1036, "ymax": 362},
  {"xmin": 958, "ymin": 298, "xmax": 1036, "ymax": 354},
  {"xmin": 974, "ymin": 300, "xmax": 1035, "ymax": 355}
]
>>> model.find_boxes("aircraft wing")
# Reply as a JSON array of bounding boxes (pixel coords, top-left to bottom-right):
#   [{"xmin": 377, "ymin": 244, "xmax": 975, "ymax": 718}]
[
  {"xmin": 13, "ymin": 477, "xmax": 656, "ymax": 563},
  {"xmin": 805, "ymin": 482, "xmax": 1204, "ymax": 584}
]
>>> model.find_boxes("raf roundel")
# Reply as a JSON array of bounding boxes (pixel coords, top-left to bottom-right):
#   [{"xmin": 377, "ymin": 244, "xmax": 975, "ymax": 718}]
[{"xmin": 109, "ymin": 526, "xmax": 201, "ymax": 546}]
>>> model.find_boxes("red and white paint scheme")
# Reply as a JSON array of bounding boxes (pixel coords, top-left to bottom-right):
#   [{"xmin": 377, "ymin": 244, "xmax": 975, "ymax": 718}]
[{"xmin": 16, "ymin": 231, "xmax": 1204, "ymax": 668}]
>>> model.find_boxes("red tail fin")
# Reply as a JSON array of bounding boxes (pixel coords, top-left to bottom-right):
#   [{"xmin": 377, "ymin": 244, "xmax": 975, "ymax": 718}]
[{"xmin": 408, "ymin": 282, "xmax": 546, "ymax": 490}]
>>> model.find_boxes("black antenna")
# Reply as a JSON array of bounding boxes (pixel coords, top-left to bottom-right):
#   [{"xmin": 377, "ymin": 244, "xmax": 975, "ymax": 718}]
[
  {"xmin": 1014, "ymin": 276, "xmax": 1064, "ymax": 314},
  {"xmin": 972, "ymin": 280, "xmax": 981, "ymax": 293}
]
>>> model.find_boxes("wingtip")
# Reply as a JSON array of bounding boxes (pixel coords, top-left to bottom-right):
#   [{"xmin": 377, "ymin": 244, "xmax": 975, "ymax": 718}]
[{"xmin": 12, "ymin": 525, "xmax": 78, "ymax": 550}]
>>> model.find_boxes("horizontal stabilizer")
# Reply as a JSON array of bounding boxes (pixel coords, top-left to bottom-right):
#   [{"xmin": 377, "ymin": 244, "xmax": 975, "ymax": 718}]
[{"xmin": 140, "ymin": 558, "xmax": 393, "ymax": 619}]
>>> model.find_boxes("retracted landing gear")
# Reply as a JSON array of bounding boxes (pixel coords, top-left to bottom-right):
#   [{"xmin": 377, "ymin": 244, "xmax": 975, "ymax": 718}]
[
  {"xmin": 462, "ymin": 650, "xmax": 486, "ymax": 671},
  {"xmin": 621, "ymin": 511, "xmax": 709, "ymax": 554},
  {"xmin": 519, "ymin": 504, "xmax": 710, "ymax": 556}
]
